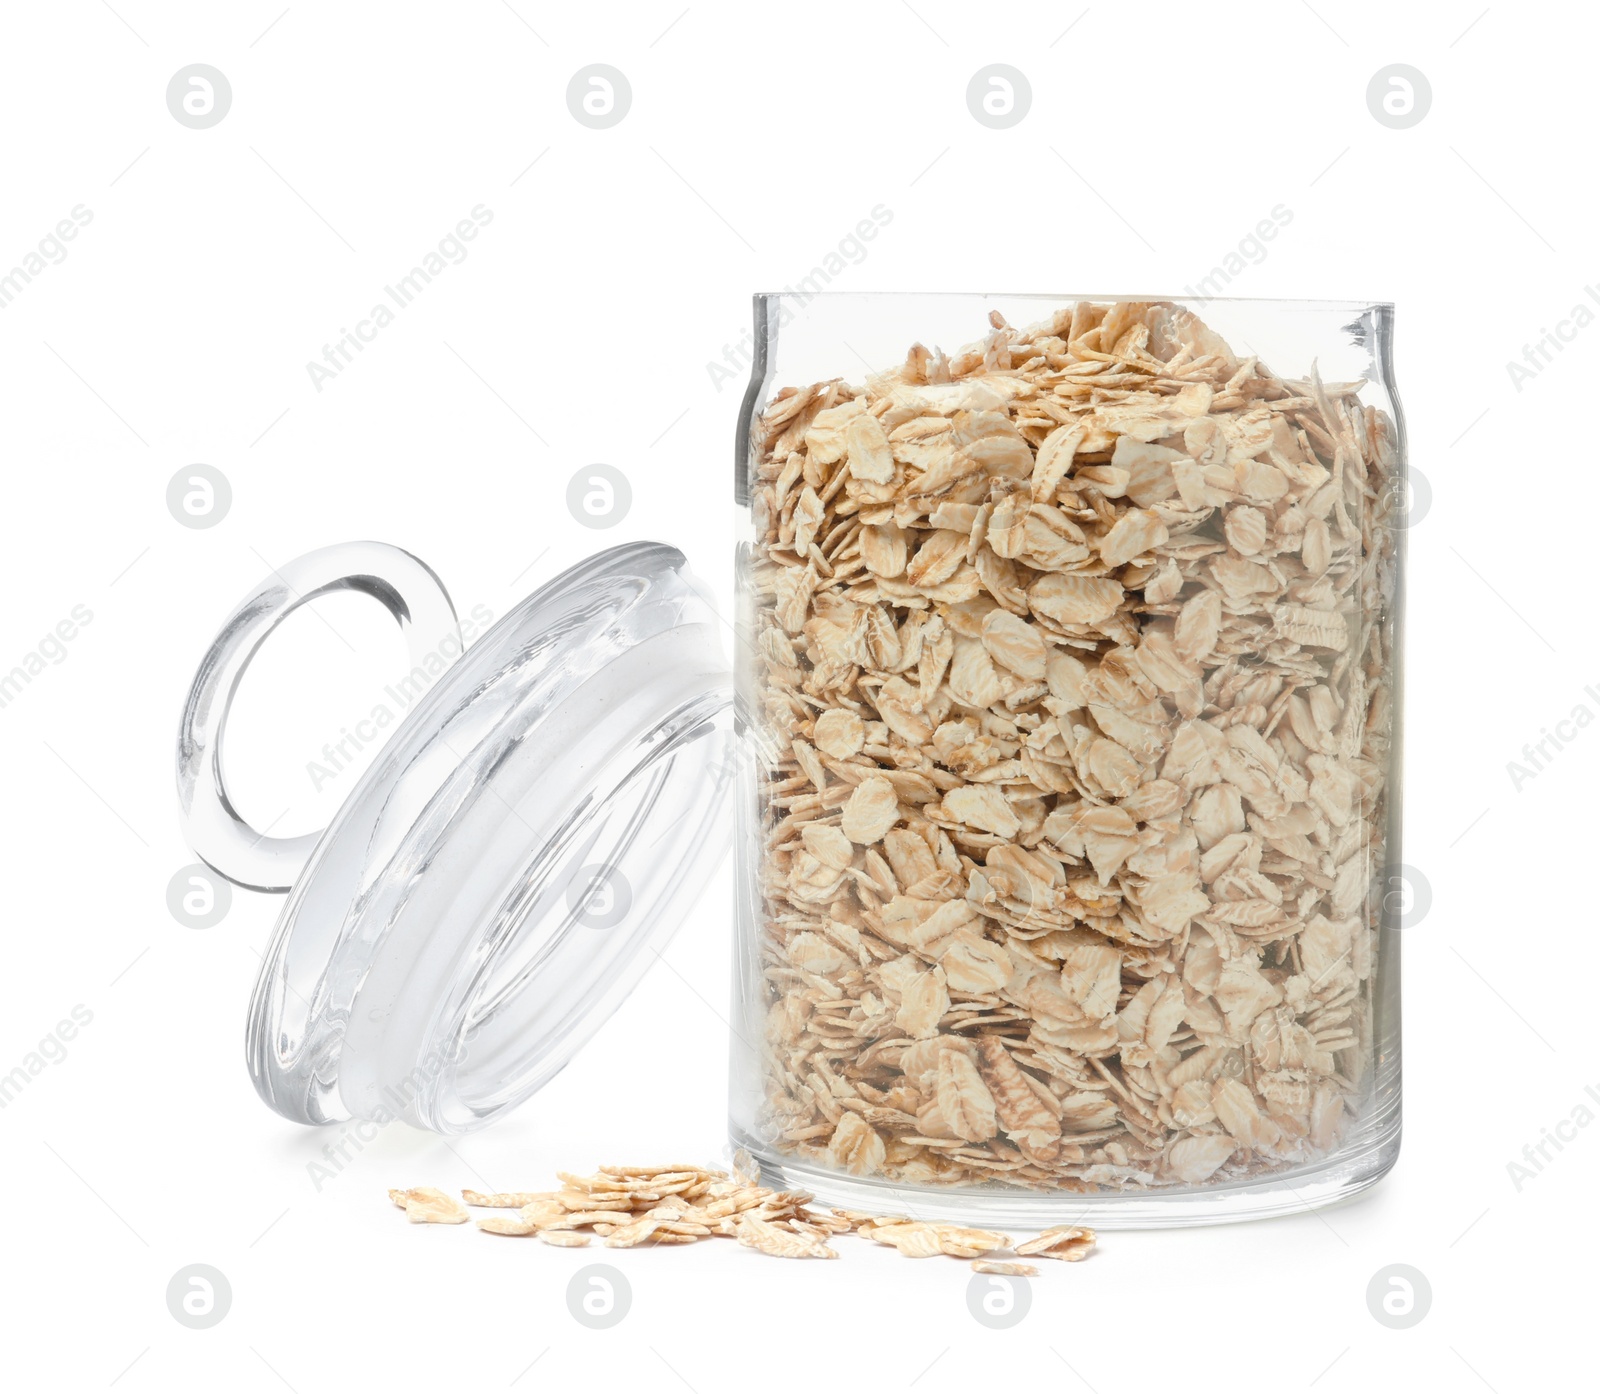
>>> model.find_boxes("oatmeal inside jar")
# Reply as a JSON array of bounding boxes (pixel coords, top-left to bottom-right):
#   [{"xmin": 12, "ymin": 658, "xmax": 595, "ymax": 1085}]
[{"xmin": 743, "ymin": 299, "xmax": 1400, "ymax": 1194}]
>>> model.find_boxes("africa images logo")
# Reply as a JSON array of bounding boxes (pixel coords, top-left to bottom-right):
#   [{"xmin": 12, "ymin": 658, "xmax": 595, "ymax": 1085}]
[{"xmin": 305, "ymin": 207, "xmax": 495, "ymax": 391}]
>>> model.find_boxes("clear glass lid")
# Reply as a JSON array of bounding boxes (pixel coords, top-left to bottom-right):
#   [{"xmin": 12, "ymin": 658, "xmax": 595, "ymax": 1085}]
[{"xmin": 190, "ymin": 542, "xmax": 734, "ymax": 1133}]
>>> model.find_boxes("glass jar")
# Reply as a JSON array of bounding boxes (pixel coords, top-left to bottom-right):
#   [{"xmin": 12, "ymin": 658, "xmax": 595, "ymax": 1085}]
[{"xmin": 731, "ymin": 294, "xmax": 1404, "ymax": 1227}]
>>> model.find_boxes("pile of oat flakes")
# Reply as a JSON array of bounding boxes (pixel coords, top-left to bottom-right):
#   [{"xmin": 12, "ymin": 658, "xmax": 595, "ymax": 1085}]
[
  {"xmin": 389, "ymin": 1155, "xmax": 1092, "ymax": 1271},
  {"xmin": 745, "ymin": 300, "xmax": 1399, "ymax": 1192}
]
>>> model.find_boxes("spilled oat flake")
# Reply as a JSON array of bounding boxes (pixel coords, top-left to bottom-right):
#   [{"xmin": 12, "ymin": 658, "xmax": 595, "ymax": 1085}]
[
  {"xmin": 745, "ymin": 300, "xmax": 1399, "ymax": 1193},
  {"xmin": 388, "ymin": 1186, "xmax": 469, "ymax": 1225},
  {"xmin": 388, "ymin": 1154, "xmax": 1095, "ymax": 1266}
]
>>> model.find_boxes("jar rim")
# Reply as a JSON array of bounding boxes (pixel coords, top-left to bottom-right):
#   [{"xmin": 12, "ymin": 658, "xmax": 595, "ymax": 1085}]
[{"xmin": 751, "ymin": 291, "xmax": 1394, "ymax": 310}]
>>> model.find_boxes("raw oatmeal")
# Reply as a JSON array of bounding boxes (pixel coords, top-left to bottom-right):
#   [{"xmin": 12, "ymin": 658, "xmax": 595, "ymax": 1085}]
[
  {"xmin": 742, "ymin": 299, "xmax": 1400, "ymax": 1192},
  {"xmin": 390, "ymin": 1156, "xmax": 1097, "ymax": 1266}
]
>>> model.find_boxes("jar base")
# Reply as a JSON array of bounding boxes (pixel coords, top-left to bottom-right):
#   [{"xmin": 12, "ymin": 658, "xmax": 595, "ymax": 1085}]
[{"xmin": 730, "ymin": 1120, "xmax": 1400, "ymax": 1231}]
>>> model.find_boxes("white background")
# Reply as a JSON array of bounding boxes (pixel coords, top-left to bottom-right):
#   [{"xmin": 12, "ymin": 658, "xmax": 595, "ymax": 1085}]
[{"xmin": 1, "ymin": 1, "xmax": 1592, "ymax": 1389}]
